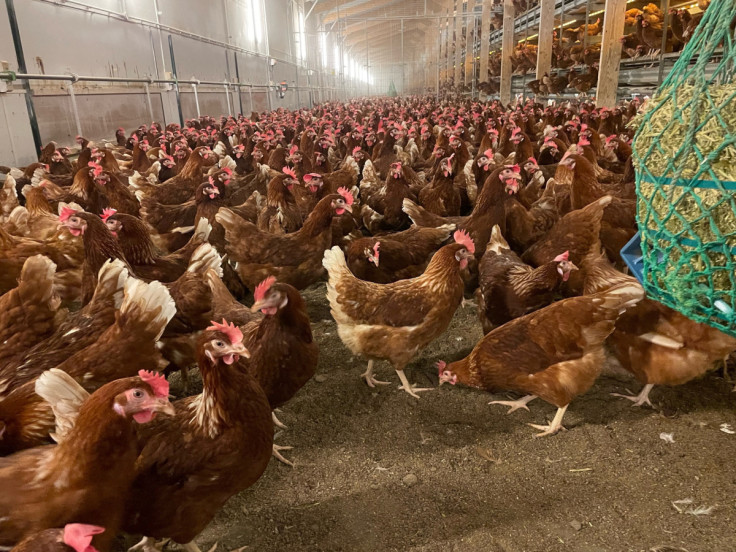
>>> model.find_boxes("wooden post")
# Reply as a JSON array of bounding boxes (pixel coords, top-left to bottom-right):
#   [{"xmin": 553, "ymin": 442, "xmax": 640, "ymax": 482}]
[
  {"xmin": 464, "ymin": 3, "xmax": 475, "ymax": 87},
  {"xmin": 479, "ymin": 0, "xmax": 491, "ymax": 84},
  {"xmin": 499, "ymin": 0, "xmax": 515, "ymax": 105},
  {"xmin": 454, "ymin": 0, "xmax": 463, "ymax": 88},
  {"xmin": 595, "ymin": 0, "xmax": 627, "ymax": 107},
  {"xmin": 536, "ymin": 0, "xmax": 555, "ymax": 80}
]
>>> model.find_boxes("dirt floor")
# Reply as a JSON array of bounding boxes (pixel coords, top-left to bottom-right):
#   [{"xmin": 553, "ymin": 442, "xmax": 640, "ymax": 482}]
[{"xmin": 126, "ymin": 283, "xmax": 736, "ymax": 552}]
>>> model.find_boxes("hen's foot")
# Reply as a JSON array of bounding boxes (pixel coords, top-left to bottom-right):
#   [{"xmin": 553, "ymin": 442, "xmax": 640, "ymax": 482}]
[
  {"xmin": 362, "ymin": 361, "xmax": 390, "ymax": 387},
  {"xmin": 489, "ymin": 394, "xmax": 538, "ymax": 414},
  {"xmin": 396, "ymin": 369, "xmax": 431, "ymax": 399},
  {"xmin": 528, "ymin": 404, "xmax": 569, "ymax": 437},
  {"xmin": 272, "ymin": 444, "xmax": 294, "ymax": 466},
  {"xmin": 128, "ymin": 537, "xmax": 169, "ymax": 552},
  {"xmin": 272, "ymin": 410, "xmax": 288, "ymax": 430},
  {"xmin": 611, "ymin": 383, "xmax": 653, "ymax": 407}
]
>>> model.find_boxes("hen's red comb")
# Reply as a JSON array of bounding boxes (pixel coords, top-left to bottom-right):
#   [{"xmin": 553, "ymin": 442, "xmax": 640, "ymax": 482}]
[
  {"xmin": 283, "ymin": 167, "xmax": 297, "ymax": 179},
  {"xmin": 337, "ymin": 187, "xmax": 354, "ymax": 205},
  {"xmin": 59, "ymin": 206, "xmax": 77, "ymax": 223},
  {"xmin": 289, "ymin": 145, "xmax": 299, "ymax": 156},
  {"xmin": 483, "ymin": 149, "xmax": 493, "ymax": 158},
  {"xmin": 138, "ymin": 370, "xmax": 169, "ymax": 398},
  {"xmin": 527, "ymin": 157, "xmax": 538, "ymax": 165},
  {"xmin": 437, "ymin": 360, "xmax": 447, "ymax": 376},
  {"xmin": 101, "ymin": 208, "xmax": 117, "ymax": 222},
  {"xmin": 352, "ymin": 146, "xmax": 362, "ymax": 155},
  {"xmin": 207, "ymin": 319, "xmax": 243, "ymax": 345},
  {"xmin": 553, "ymin": 251, "xmax": 570, "ymax": 262},
  {"xmin": 254, "ymin": 276, "xmax": 276, "ymax": 302},
  {"xmin": 63, "ymin": 523, "xmax": 105, "ymax": 552},
  {"xmin": 222, "ymin": 167, "xmax": 233, "ymax": 176},
  {"xmin": 453, "ymin": 229, "xmax": 475, "ymax": 254},
  {"xmin": 373, "ymin": 241, "xmax": 380, "ymax": 257},
  {"xmin": 88, "ymin": 163, "xmax": 104, "ymax": 176},
  {"xmin": 511, "ymin": 164, "xmax": 521, "ymax": 173},
  {"xmin": 303, "ymin": 173, "xmax": 321, "ymax": 182}
]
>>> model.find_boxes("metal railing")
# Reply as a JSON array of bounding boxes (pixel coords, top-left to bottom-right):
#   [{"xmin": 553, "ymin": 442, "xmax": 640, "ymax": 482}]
[{"xmin": 0, "ymin": 70, "xmax": 348, "ymax": 139}]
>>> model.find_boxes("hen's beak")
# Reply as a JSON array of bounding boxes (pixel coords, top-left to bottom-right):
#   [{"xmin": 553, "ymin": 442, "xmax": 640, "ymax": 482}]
[
  {"xmin": 251, "ymin": 294, "xmax": 282, "ymax": 313},
  {"xmin": 342, "ymin": 203, "xmax": 353, "ymax": 213},
  {"xmin": 145, "ymin": 397, "xmax": 176, "ymax": 417}
]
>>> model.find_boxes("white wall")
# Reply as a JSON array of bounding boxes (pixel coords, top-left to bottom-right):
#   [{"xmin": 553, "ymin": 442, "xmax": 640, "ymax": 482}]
[{"xmin": 0, "ymin": 0, "xmax": 367, "ymax": 166}]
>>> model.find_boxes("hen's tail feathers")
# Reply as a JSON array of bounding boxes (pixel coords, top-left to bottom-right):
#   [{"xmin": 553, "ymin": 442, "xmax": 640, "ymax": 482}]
[
  {"xmin": 31, "ymin": 167, "xmax": 46, "ymax": 187},
  {"xmin": 322, "ymin": 246, "xmax": 350, "ymax": 283},
  {"xmin": 487, "ymin": 224, "xmax": 510, "ymax": 254},
  {"xmin": 219, "ymin": 155, "xmax": 236, "ymax": 172},
  {"xmin": 2, "ymin": 174, "xmax": 18, "ymax": 201},
  {"xmin": 190, "ymin": 218, "xmax": 213, "ymax": 244},
  {"xmin": 7, "ymin": 205, "xmax": 29, "ymax": 234},
  {"xmin": 214, "ymin": 207, "xmax": 240, "ymax": 233},
  {"xmin": 18, "ymin": 255, "xmax": 58, "ymax": 305},
  {"xmin": 89, "ymin": 259, "xmax": 129, "ymax": 310},
  {"xmin": 597, "ymin": 281, "xmax": 645, "ymax": 314},
  {"xmin": 119, "ymin": 278, "xmax": 176, "ymax": 341},
  {"xmin": 581, "ymin": 249, "xmax": 638, "ymax": 295},
  {"xmin": 343, "ymin": 156, "xmax": 359, "ymax": 186},
  {"xmin": 34, "ymin": 368, "xmax": 89, "ymax": 444},
  {"xmin": 214, "ymin": 141, "xmax": 228, "ymax": 157},
  {"xmin": 187, "ymin": 243, "xmax": 223, "ymax": 277}
]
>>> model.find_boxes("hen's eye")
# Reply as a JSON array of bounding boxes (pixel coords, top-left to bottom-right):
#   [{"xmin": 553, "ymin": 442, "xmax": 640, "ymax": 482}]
[
  {"xmin": 133, "ymin": 390, "xmax": 144, "ymax": 399},
  {"xmin": 215, "ymin": 341, "xmax": 224, "ymax": 348}
]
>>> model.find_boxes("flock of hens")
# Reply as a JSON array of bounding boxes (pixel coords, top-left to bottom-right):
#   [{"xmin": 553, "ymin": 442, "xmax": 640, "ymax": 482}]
[
  {"xmin": 472, "ymin": 2, "xmax": 709, "ymax": 97},
  {"xmin": 0, "ymin": 93, "xmax": 735, "ymax": 552}
]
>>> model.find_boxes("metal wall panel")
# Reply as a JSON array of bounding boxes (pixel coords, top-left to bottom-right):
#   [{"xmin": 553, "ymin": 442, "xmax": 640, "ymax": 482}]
[
  {"xmin": 34, "ymin": 91, "xmax": 165, "ymax": 144},
  {"xmin": 0, "ymin": 0, "xmax": 341, "ymax": 164},
  {"xmin": 14, "ymin": 1, "xmax": 158, "ymax": 78}
]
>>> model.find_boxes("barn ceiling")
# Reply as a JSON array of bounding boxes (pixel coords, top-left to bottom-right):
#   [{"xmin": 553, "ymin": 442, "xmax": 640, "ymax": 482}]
[{"xmin": 307, "ymin": 0, "xmax": 455, "ymax": 68}]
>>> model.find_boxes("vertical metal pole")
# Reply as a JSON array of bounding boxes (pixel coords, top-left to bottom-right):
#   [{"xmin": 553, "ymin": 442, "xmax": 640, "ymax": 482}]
[
  {"xmin": 266, "ymin": 58, "xmax": 273, "ymax": 111},
  {"xmin": 5, "ymin": 0, "xmax": 42, "ymax": 156},
  {"xmin": 248, "ymin": 85, "xmax": 254, "ymax": 114},
  {"xmin": 66, "ymin": 82, "xmax": 83, "ymax": 138},
  {"xmin": 167, "ymin": 34, "xmax": 184, "ymax": 126},
  {"xmin": 401, "ymin": 18, "xmax": 405, "ymax": 93},
  {"xmin": 436, "ymin": 18, "xmax": 441, "ymax": 98},
  {"xmin": 234, "ymin": 52, "xmax": 244, "ymax": 114},
  {"xmin": 224, "ymin": 84, "xmax": 232, "ymax": 116},
  {"xmin": 192, "ymin": 83, "xmax": 201, "ymax": 118},
  {"xmin": 143, "ymin": 82, "xmax": 155, "ymax": 121}
]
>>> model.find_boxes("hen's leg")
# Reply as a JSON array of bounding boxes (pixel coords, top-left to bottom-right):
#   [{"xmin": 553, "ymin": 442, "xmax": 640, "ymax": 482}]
[
  {"xmin": 528, "ymin": 404, "xmax": 568, "ymax": 437},
  {"xmin": 272, "ymin": 410, "xmax": 288, "ymax": 430},
  {"xmin": 272, "ymin": 444, "xmax": 294, "ymax": 466},
  {"xmin": 361, "ymin": 360, "xmax": 390, "ymax": 387},
  {"xmin": 489, "ymin": 394, "xmax": 538, "ymax": 414},
  {"xmin": 396, "ymin": 369, "xmax": 432, "ymax": 399},
  {"xmin": 611, "ymin": 383, "xmax": 654, "ymax": 407},
  {"xmin": 128, "ymin": 537, "xmax": 169, "ymax": 552}
]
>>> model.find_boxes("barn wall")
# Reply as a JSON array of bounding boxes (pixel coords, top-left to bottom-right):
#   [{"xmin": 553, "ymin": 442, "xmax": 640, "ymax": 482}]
[{"xmin": 0, "ymin": 0, "xmax": 367, "ymax": 165}]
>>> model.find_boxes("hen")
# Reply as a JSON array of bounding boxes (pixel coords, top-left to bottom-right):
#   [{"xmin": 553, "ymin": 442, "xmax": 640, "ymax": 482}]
[
  {"xmin": 11, "ymin": 523, "xmax": 105, "ymax": 552},
  {"xmin": 0, "ymin": 370, "xmax": 174, "ymax": 550},
  {"xmin": 477, "ymin": 226, "xmax": 577, "ymax": 333},
  {"xmin": 0, "ymin": 277, "xmax": 175, "ymax": 454},
  {"xmin": 346, "ymin": 224, "xmax": 455, "ymax": 284},
  {"xmin": 582, "ymin": 251, "xmax": 736, "ymax": 406},
  {"xmin": 438, "ymin": 282, "xmax": 644, "ymax": 435},
  {"xmin": 122, "ymin": 321, "xmax": 272, "ymax": 551},
  {"xmin": 323, "ymin": 231, "xmax": 473, "ymax": 398},
  {"xmin": 0, "ymin": 255, "xmax": 63, "ymax": 374},
  {"xmin": 243, "ymin": 277, "xmax": 319, "ymax": 464},
  {"xmin": 216, "ymin": 188, "xmax": 354, "ymax": 290}
]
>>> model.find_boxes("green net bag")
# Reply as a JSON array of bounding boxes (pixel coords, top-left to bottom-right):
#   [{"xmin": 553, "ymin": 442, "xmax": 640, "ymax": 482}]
[{"xmin": 631, "ymin": 0, "xmax": 736, "ymax": 335}]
